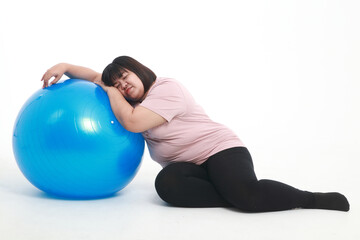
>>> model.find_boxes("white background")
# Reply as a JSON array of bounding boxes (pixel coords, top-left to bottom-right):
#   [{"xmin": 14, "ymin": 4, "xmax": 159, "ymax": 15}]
[{"xmin": 0, "ymin": 0, "xmax": 359, "ymax": 239}]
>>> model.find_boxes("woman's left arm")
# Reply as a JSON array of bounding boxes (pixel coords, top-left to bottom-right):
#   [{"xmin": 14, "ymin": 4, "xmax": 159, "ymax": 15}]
[{"xmin": 102, "ymin": 86, "xmax": 166, "ymax": 133}]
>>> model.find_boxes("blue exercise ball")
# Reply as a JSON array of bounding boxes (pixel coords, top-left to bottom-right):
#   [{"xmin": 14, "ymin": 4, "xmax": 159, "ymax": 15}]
[{"xmin": 12, "ymin": 79, "xmax": 144, "ymax": 199}]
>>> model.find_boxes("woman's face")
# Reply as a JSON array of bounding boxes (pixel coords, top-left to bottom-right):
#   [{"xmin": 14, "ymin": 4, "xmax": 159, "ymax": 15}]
[{"xmin": 113, "ymin": 70, "xmax": 145, "ymax": 102}]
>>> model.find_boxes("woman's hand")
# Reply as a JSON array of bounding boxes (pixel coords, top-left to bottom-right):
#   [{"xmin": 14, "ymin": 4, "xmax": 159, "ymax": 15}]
[
  {"xmin": 94, "ymin": 78, "xmax": 113, "ymax": 93},
  {"xmin": 41, "ymin": 63, "xmax": 68, "ymax": 88}
]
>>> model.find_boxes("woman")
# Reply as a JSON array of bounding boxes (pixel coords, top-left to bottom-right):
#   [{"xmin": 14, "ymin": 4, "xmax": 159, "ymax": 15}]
[{"xmin": 41, "ymin": 56, "xmax": 350, "ymax": 212}]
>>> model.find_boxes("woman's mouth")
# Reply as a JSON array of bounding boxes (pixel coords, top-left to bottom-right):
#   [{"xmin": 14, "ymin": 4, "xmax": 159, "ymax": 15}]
[{"xmin": 125, "ymin": 87, "xmax": 132, "ymax": 95}]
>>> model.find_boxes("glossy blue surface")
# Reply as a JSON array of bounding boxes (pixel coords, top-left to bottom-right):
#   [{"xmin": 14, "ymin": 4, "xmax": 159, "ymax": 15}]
[{"xmin": 12, "ymin": 79, "xmax": 144, "ymax": 199}]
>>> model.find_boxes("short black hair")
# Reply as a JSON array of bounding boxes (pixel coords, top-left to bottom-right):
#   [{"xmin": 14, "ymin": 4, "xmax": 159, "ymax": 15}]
[{"xmin": 102, "ymin": 56, "xmax": 157, "ymax": 93}]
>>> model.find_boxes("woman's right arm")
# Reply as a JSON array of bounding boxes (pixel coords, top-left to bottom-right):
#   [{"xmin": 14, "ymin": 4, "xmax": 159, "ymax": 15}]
[{"xmin": 41, "ymin": 63, "xmax": 101, "ymax": 88}]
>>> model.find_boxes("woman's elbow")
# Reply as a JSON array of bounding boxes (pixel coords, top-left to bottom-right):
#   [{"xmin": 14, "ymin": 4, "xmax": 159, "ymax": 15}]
[
  {"xmin": 122, "ymin": 121, "xmax": 144, "ymax": 133},
  {"xmin": 126, "ymin": 127, "xmax": 143, "ymax": 134}
]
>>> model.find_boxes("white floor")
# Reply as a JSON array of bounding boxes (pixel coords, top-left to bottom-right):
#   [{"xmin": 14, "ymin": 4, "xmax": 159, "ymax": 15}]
[{"xmin": 1, "ymin": 147, "xmax": 358, "ymax": 240}]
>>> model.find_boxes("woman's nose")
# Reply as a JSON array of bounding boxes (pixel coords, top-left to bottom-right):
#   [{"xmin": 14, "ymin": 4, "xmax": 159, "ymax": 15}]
[{"xmin": 120, "ymin": 81, "xmax": 127, "ymax": 90}]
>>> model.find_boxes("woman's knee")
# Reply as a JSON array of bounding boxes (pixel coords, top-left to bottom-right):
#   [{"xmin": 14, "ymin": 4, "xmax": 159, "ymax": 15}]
[
  {"xmin": 155, "ymin": 162, "xmax": 200, "ymax": 204},
  {"xmin": 220, "ymin": 182, "xmax": 262, "ymax": 212},
  {"xmin": 155, "ymin": 165, "xmax": 174, "ymax": 201}
]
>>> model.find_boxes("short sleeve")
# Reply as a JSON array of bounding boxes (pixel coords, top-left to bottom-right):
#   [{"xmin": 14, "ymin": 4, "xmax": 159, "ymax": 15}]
[{"xmin": 139, "ymin": 79, "xmax": 186, "ymax": 122}]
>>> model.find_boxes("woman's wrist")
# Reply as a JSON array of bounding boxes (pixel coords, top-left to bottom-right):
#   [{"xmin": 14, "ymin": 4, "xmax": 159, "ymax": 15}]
[{"xmin": 64, "ymin": 63, "xmax": 77, "ymax": 78}]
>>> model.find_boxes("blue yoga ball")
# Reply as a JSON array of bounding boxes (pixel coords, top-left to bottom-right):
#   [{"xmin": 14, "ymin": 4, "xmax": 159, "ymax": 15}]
[{"xmin": 12, "ymin": 79, "xmax": 144, "ymax": 199}]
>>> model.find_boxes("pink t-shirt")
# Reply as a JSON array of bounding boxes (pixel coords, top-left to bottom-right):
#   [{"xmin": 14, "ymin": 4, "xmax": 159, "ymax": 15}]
[{"xmin": 140, "ymin": 77, "xmax": 245, "ymax": 167}]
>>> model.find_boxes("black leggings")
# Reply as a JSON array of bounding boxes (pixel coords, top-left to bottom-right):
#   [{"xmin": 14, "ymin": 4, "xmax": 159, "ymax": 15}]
[{"xmin": 155, "ymin": 147, "xmax": 315, "ymax": 212}]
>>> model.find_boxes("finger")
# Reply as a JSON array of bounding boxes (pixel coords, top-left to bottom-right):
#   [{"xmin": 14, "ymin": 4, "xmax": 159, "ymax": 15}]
[
  {"xmin": 45, "ymin": 71, "xmax": 56, "ymax": 82},
  {"xmin": 41, "ymin": 73, "xmax": 47, "ymax": 82},
  {"xmin": 41, "ymin": 70, "xmax": 50, "ymax": 81},
  {"xmin": 42, "ymin": 72, "xmax": 51, "ymax": 82},
  {"xmin": 50, "ymin": 75, "xmax": 61, "ymax": 86}
]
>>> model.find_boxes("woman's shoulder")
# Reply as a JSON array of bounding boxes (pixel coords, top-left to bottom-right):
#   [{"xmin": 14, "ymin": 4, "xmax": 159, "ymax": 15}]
[
  {"xmin": 144, "ymin": 77, "xmax": 189, "ymax": 103},
  {"xmin": 155, "ymin": 77, "xmax": 179, "ymax": 85},
  {"xmin": 152, "ymin": 77, "xmax": 184, "ymax": 91}
]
